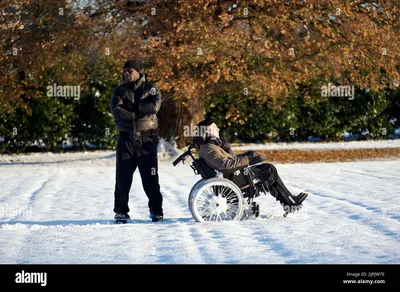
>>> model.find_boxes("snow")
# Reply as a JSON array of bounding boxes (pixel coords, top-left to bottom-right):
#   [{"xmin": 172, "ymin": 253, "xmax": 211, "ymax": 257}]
[
  {"xmin": 0, "ymin": 151, "xmax": 115, "ymax": 164},
  {"xmin": 0, "ymin": 138, "xmax": 180, "ymax": 164},
  {"xmin": 0, "ymin": 150, "xmax": 399, "ymax": 264},
  {"xmin": 1, "ymin": 139, "xmax": 399, "ymax": 165},
  {"xmin": 232, "ymin": 139, "xmax": 400, "ymax": 151}
]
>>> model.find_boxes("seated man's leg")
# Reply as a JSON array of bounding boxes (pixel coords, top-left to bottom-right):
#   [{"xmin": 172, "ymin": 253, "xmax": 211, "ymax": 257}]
[{"xmin": 256, "ymin": 163, "xmax": 307, "ymax": 208}]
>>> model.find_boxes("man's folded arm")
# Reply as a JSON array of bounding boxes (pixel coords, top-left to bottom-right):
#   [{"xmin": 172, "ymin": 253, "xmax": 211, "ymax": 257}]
[
  {"xmin": 110, "ymin": 87, "xmax": 135, "ymax": 120},
  {"xmin": 137, "ymin": 86, "xmax": 161, "ymax": 115}
]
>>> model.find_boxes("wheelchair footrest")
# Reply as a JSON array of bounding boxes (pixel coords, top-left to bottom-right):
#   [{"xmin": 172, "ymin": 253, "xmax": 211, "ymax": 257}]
[
  {"xmin": 243, "ymin": 202, "xmax": 260, "ymax": 220},
  {"xmin": 251, "ymin": 202, "xmax": 260, "ymax": 217}
]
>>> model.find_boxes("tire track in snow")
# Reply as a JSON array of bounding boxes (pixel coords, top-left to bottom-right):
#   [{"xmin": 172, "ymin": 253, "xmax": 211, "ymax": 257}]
[
  {"xmin": 339, "ymin": 169, "xmax": 399, "ymax": 181},
  {"xmin": 160, "ymin": 167, "xmax": 241, "ymax": 263},
  {"xmin": 158, "ymin": 166, "xmax": 206, "ymax": 263},
  {"xmin": 2, "ymin": 166, "xmax": 164, "ymax": 264},
  {"xmin": 262, "ymin": 188, "xmax": 398, "ymax": 263},
  {"xmin": 211, "ymin": 219, "xmax": 294, "ymax": 263},
  {"xmin": 160, "ymin": 166, "xmax": 290, "ymax": 263},
  {"xmin": 258, "ymin": 164, "xmax": 398, "ymax": 262},
  {"xmin": 281, "ymin": 163, "xmax": 399, "ymax": 216},
  {"xmin": 29, "ymin": 171, "xmax": 65, "ymax": 221},
  {"xmin": 26, "ymin": 178, "xmax": 51, "ymax": 210},
  {"xmin": 7, "ymin": 167, "xmax": 65, "ymax": 263},
  {"xmin": 0, "ymin": 167, "xmax": 51, "ymax": 221},
  {"xmin": 185, "ymin": 223, "xmax": 245, "ymax": 263},
  {"xmin": 0, "ymin": 167, "xmax": 51, "ymax": 263},
  {"xmin": 289, "ymin": 183, "xmax": 400, "ymax": 245},
  {"xmin": 0, "ymin": 167, "xmax": 55, "ymax": 262},
  {"xmin": 289, "ymin": 178, "xmax": 399, "ymax": 222}
]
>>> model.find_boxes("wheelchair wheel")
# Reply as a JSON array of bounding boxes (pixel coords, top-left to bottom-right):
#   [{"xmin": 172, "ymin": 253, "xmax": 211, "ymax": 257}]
[
  {"xmin": 188, "ymin": 179, "xmax": 205, "ymax": 216},
  {"xmin": 188, "ymin": 177, "xmax": 245, "ymax": 222}
]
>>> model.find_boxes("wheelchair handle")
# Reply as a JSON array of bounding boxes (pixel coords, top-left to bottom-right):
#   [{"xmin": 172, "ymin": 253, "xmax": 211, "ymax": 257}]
[
  {"xmin": 172, "ymin": 144, "xmax": 196, "ymax": 167},
  {"xmin": 173, "ymin": 154, "xmax": 184, "ymax": 166}
]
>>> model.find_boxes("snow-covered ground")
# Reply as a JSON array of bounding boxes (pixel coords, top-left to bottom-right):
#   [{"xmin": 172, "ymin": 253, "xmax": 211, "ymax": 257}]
[
  {"xmin": 0, "ymin": 151, "xmax": 399, "ymax": 264},
  {"xmin": 0, "ymin": 150, "xmax": 116, "ymax": 164},
  {"xmin": 232, "ymin": 139, "xmax": 400, "ymax": 151},
  {"xmin": 1, "ymin": 139, "xmax": 399, "ymax": 165}
]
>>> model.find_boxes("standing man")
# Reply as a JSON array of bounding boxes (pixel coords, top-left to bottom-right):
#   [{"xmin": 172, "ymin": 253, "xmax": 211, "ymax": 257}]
[{"xmin": 110, "ymin": 59, "xmax": 163, "ymax": 223}]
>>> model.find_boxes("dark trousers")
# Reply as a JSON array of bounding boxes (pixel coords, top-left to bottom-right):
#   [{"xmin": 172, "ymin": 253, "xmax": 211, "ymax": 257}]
[
  {"xmin": 113, "ymin": 134, "xmax": 163, "ymax": 216},
  {"xmin": 255, "ymin": 163, "xmax": 296, "ymax": 205}
]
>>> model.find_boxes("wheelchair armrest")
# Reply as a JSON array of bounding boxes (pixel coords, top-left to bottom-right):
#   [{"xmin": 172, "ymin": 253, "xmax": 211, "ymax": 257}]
[{"xmin": 243, "ymin": 161, "xmax": 265, "ymax": 170}]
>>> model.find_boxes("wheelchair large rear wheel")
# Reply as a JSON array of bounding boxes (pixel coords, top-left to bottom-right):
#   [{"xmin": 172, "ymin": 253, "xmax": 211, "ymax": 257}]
[{"xmin": 188, "ymin": 178, "xmax": 245, "ymax": 222}]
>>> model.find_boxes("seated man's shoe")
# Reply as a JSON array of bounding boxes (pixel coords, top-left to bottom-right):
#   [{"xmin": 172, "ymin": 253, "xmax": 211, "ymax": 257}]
[
  {"xmin": 149, "ymin": 212, "xmax": 164, "ymax": 222},
  {"xmin": 275, "ymin": 194, "xmax": 305, "ymax": 217},
  {"xmin": 275, "ymin": 193, "xmax": 296, "ymax": 207},
  {"xmin": 294, "ymin": 192, "xmax": 308, "ymax": 205}
]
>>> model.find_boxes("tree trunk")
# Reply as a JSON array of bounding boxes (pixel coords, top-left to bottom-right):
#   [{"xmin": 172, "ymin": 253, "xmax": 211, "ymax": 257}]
[{"xmin": 158, "ymin": 94, "xmax": 204, "ymax": 149}]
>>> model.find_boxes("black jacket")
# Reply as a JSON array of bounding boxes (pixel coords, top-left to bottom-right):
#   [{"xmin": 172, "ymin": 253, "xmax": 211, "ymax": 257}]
[{"xmin": 110, "ymin": 73, "xmax": 161, "ymax": 134}]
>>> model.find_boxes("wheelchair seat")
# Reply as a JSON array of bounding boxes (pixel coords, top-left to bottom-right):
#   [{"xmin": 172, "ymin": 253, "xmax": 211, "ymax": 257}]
[
  {"xmin": 190, "ymin": 158, "xmax": 217, "ymax": 179},
  {"xmin": 227, "ymin": 168, "xmax": 258, "ymax": 199},
  {"xmin": 228, "ymin": 169, "xmax": 251, "ymax": 189}
]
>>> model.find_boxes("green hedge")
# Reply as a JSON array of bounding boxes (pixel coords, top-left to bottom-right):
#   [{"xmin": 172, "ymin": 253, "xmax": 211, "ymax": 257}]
[
  {"xmin": 205, "ymin": 84, "xmax": 399, "ymax": 143},
  {"xmin": 1, "ymin": 83, "xmax": 399, "ymax": 154}
]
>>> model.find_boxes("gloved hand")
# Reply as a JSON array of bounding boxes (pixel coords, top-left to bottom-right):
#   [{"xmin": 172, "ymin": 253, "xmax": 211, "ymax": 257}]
[
  {"xmin": 257, "ymin": 152, "xmax": 267, "ymax": 161},
  {"xmin": 132, "ymin": 102, "xmax": 139, "ymax": 114},
  {"xmin": 243, "ymin": 151, "xmax": 256, "ymax": 163},
  {"xmin": 248, "ymin": 151, "xmax": 267, "ymax": 165},
  {"xmin": 124, "ymin": 99, "xmax": 139, "ymax": 114}
]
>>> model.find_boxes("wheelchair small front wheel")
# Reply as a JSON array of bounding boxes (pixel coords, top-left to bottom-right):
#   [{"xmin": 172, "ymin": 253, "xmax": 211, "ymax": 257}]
[{"xmin": 188, "ymin": 178, "xmax": 245, "ymax": 222}]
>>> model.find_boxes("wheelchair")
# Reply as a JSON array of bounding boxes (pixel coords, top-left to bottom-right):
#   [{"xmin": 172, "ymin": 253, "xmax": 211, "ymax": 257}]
[{"xmin": 172, "ymin": 143, "xmax": 270, "ymax": 222}]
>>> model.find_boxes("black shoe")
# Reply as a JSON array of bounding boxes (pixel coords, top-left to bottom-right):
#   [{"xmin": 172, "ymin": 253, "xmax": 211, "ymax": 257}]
[
  {"xmin": 115, "ymin": 213, "xmax": 130, "ymax": 222},
  {"xmin": 275, "ymin": 194, "xmax": 296, "ymax": 207},
  {"xmin": 275, "ymin": 193, "xmax": 304, "ymax": 216},
  {"xmin": 294, "ymin": 192, "xmax": 308, "ymax": 205},
  {"xmin": 149, "ymin": 212, "xmax": 164, "ymax": 222}
]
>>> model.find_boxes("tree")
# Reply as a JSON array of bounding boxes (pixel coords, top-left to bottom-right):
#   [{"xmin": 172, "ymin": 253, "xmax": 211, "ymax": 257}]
[
  {"xmin": 94, "ymin": 0, "xmax": 400, "ymax": 146},
  {"xmin": 1, "ymin": 0, "xmax": 399, "ymax": 150}
]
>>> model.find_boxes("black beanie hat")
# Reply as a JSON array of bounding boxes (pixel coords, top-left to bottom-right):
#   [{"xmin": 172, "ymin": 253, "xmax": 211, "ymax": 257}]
[
  {"xmin": 197, "ymin": 119, "xmax": 214, "ymax": 128},
  {"xmin": 194, "ymin": 119, "xmax": 214, "ymax": 144},
  {"xmin": 123, "ymin": 59, "xmax": 140, "ymax": 72}
]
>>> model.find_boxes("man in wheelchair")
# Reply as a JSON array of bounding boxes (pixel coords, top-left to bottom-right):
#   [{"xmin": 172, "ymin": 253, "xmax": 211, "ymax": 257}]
[{"xmin": 195, "ymin": 119, "xmax": 308, "ymax": 215}]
